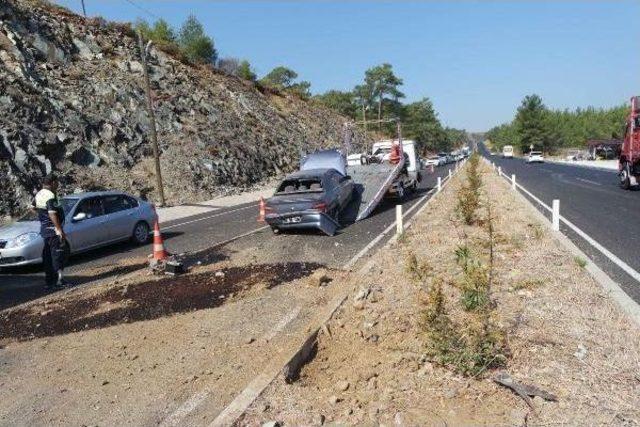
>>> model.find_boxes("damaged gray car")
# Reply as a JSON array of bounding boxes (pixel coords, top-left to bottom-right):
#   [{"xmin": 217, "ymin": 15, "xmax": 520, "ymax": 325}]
[{"xmin": 264, "ymin": 150, "xmax": 354, "ymax": 236}]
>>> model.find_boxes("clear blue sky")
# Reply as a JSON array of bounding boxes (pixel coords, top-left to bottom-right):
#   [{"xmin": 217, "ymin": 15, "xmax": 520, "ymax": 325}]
[{"xmin": 57, "ymin": 0, "xmax": 639, "ymax": 131}]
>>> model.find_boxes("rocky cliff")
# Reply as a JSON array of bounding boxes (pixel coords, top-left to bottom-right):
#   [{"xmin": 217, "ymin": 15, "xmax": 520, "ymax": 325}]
[{"xmin": 0, "ymin": 0, "xmax": 359, "ymax": 219}]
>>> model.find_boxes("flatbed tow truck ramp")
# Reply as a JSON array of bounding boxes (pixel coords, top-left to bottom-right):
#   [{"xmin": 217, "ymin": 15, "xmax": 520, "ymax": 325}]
[{"xmin": 348, "ymin": 150, "xmax": 406, "ymax": 221}]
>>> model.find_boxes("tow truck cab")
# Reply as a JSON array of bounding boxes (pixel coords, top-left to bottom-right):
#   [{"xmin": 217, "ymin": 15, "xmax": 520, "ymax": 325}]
[
  {"xmin": 620, "ymin": 96, "xmax": 640, "ymax": 189},
  {"xmin": 371, "ymin": 139, "xmax": 421, "ymax": 194}
]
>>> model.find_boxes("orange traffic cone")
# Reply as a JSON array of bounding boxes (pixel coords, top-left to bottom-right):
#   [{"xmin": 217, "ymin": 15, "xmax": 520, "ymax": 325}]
[
  {"xmin": 152, "ymin": 219, "xmax": 168, "ymax": 261},
  {"xmin": 257, "ymin": 197, "xmax": 266, "ymax": 223}
]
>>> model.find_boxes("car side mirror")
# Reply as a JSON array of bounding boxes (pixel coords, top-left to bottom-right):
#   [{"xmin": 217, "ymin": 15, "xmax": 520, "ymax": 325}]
[{"xmin": 72, "ymin": 212, "xmax": 87, "ymax": 222}]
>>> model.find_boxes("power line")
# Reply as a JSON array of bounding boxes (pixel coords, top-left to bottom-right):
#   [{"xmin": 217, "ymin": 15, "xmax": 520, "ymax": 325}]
[{"xmin": 122, "ymin": 0, "xmax": 160, "ymax": 20}]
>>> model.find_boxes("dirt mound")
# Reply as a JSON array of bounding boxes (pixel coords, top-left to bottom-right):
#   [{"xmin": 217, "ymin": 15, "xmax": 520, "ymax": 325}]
[{"xmin": 0, "ymin": 262, "xmax": 323, "ymax": 342}]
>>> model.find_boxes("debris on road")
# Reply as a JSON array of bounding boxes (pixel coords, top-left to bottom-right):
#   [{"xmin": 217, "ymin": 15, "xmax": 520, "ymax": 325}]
[
  {"xmin": 1, "ymin": 262, "xmax": 324, "ymax": 342},
  {"xmin": 493, "ymin": 371, "xmax": 558, "ymax": 409}
]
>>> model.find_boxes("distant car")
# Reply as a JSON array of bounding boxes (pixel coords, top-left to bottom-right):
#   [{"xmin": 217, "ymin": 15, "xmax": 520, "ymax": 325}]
[
  {"xmin": 437, "ymin": 153, "xmax": 450, "ymax": 164},
  {"xmin": 526, "ymin": 151, "xmax": 544, "ymax": 163},
  {"xmin": 425, "ymin": 155, "xmax": 444, "ymax": 167},
  {"xmin": 0, "ymin": 191, "xmax": 155, "ymax": 268},
  {"xmin": 264, "ymin": 168, "xmax": 353, "ymax": 236}
]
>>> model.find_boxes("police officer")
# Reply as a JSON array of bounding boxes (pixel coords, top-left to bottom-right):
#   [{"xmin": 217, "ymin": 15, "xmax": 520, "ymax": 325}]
[{"xmin": 34, "ymin": 174, "xmax": 68, "ymax": 289}]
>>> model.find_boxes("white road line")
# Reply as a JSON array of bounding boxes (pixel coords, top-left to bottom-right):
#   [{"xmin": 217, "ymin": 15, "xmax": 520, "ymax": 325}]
[
  {"xmin": 262, "ymin": 306, "xmax": 302, "ymax": 342},
  {"xmin": 497, "ymin": 171, "xmax": 640, "ymax": 284},
  {"xmin": 575, "ymin": 177, "xmax": 602, "ymax": 186},
  {"xmin": 162, "ymin": 204, "xmax": 257, "ymax": 230},
  {"xmin": 343, "ymin": 174, "xmax": 451, "ymax": 269},
  {"xmin": 159, "ymin": 390, "xmax": 210, "ymax": 427},
  {"xmin": 159, "ymin": 306, "xmax": 302, "ymax": 427}
]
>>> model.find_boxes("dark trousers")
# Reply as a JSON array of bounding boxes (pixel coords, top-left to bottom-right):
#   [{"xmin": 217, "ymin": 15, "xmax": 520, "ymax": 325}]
[{"xmin": 43, "ymin": 235, "xmax": 65, "ymax": 286}]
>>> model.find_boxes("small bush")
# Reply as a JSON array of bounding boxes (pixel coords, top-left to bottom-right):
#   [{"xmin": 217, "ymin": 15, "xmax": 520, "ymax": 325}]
[
  {"xmin": 574, "ymin": 256, "xmax": 587, "ymax": 268},
  {"xmin": 405, "ymin": 251, "xmax": 432, "ymax": 283},
  {"xmin": 420, "ymin": 281, "xmax": 507, "ymax": 376},
  {"xmin": 459, "ymin": 264, "xmax": 490, "ymax": 311},
  {"xmin": 456, "ymin": 153, "xmax": 483, "ymax": 225}
]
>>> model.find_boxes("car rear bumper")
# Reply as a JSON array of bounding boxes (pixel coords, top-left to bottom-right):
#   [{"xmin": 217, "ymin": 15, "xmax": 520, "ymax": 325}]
[{"xmin": 265, "ymin": 211, "xmax": 339, "ymax": 236}]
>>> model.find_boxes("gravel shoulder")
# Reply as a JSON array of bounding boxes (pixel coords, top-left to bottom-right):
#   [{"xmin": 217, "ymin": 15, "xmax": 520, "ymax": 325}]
[{"xmin": 242, "ymin": 161, "xmax": 640, "ymax": 426}]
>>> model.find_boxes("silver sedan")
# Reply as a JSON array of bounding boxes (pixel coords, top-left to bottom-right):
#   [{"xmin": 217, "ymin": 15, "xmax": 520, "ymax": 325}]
[{"xmin": 0, "ymin": 191, "xmax": 156, "ymax": 268}]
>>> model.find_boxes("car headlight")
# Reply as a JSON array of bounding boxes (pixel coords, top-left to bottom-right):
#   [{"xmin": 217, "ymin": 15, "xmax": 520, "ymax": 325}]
[{"xmin": 6, "ymin": 232, "xmax": 40, "ymax": 248}]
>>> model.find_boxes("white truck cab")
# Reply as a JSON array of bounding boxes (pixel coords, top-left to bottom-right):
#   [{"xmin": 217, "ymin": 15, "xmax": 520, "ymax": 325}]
[
  {"xmin": 371, "ymin": 139, "xmax": 421, "ymax": 196},
  {"xmin": 502, "ymin": 145, "xmax": 514, "ymax": 158}
]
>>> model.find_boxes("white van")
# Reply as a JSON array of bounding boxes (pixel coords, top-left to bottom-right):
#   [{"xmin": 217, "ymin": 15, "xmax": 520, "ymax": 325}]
[{"xmin": 502, "ymin": 145, "xmax": 514, "ymax": 159}]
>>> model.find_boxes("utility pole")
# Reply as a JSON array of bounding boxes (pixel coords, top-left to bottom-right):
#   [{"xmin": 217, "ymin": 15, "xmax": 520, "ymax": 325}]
[
  {"xmin": 137, "ymin": 31, "xmax": 166, "ymax": 207},
  {"xmin": 80, "ymin": 0, "xmax": 86, "ymax": 17}
]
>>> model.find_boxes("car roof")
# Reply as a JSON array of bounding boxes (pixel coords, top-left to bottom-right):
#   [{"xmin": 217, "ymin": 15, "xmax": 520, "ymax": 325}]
[{"xmin": 63, "ymin": 190, "xmax": 132, "ymax": 199}]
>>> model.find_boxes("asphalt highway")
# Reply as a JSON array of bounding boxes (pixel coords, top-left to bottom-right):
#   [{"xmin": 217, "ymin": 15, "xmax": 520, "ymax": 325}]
[
  {"xmin": 1, "ymin": 163, "xmax": 457, "ymax": 309},
  {"xmin": 481, "ymin": 144, "xmax": 640, "ymax": 303}
]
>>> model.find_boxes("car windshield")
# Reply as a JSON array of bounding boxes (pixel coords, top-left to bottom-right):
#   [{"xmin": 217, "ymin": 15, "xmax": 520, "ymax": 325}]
[
  {"xmin": 276, "ymin": 178, "xmax": 323, "ymax": 194},
  {"xmin": 17, "ymin": 197, "xmax": 79, "ymax": 222}
]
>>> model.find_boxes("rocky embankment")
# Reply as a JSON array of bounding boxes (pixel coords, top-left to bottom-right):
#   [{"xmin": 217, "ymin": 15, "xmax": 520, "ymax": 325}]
[{"xmin": 0, "ymin": 0, "xmax": 357, "ymax": 219}]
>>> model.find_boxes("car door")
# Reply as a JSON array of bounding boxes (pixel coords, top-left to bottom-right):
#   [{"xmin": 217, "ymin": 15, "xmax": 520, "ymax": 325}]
[
  {"xmin": 66, "ymin": 197, "xmax": 108, "ymax": 251},
  {"xmin": 102, "ymin": 194, "xmax": 138, "ymax": 242}
]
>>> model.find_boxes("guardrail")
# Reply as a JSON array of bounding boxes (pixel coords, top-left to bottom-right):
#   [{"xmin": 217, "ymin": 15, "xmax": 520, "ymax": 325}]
[{"xmin": 485, "ymin": 158, "xmax": 640, "ymax": 284}]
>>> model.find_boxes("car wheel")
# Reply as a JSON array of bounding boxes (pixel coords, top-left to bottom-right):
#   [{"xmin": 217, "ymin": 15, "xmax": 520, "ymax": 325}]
[
  {"xmin": 271, "ymin": 227, "xmax": 280, "ymax": 235},
  {"xmin": 620, "ymin": 162, "xmax": 631, "ymax": 190},
  {"xmin": 132, "ymin": 221, "xmax": 151, "ymax": 245}
]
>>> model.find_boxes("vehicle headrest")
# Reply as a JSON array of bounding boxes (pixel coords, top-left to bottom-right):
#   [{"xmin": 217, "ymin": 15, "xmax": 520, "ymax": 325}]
[
  {"xmin": 284, "ymin": 185, "xmax": 295, "ymax": 193},
  {"xmin": 310, "ymin": 183, "xmax": 321, "ymax": 190}
]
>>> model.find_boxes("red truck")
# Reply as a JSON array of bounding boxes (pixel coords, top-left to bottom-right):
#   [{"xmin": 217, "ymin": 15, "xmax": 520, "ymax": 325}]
[{"xmin": 620, "ymin": 96, "xmax": 640, "ymax": 189}]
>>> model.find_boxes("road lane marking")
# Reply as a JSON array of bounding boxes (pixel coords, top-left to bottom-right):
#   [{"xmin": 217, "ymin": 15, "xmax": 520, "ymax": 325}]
[
  {"xmin": 343, "ymin": 172, "xmax": 453, "ymax": 269},
  {"xmin": 159, "ymin": 306, "xmax": 302, "ymax": 427},
  {"xmin": 576, "ymin": 177, "xmax": 602, "ymax": 186},
  {"xmin": 162, "ymin": 204, "xmax": 257, "ymax": 230},
  {"xmin": 262, "ymin": 306, "xmax": 302, "ymax": 342},
  {"xmin": 160, "ymin": 390, "xmax": 210, "ymax": 427},
  {"xmin": 495, "ymin": 169, "xmax": 640, "ymax": 284}
]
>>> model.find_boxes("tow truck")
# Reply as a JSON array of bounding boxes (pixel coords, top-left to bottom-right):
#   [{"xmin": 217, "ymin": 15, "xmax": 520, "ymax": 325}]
[
  {"xmin": 344, "ymin": 120, "xmax": 421, "ymax": 221},
  {"xmin": 620, "ymin": 96, "xmax": 640, "ymax": 189},
  {"xmin": 261, "ymin": 119, "xmax": 422, "ymax": 234}
]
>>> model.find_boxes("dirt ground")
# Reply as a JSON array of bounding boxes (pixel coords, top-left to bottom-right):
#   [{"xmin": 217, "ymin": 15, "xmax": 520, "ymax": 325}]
[
  {"xmin": 242, "ymin": 161, "xmax": 640, "ymax": 426},
  {"xmin": 0, "ymin": 239, "xmax": 351, "ymax": 426}
]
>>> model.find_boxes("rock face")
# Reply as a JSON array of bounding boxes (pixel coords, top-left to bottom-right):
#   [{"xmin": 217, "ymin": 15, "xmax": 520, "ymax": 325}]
[{"xmin": 0, "ymin": 0, "xmax": 361, "ymax": 218}]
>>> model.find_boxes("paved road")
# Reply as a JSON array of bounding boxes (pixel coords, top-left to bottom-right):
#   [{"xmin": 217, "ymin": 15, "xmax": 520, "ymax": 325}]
[
  {"xmin": 480, "ymin": 144, "xmax": 640, "ymax": 303},
  {"xmin": 0, "ymin": 163, "xmax": 458, "ymax": 309}
]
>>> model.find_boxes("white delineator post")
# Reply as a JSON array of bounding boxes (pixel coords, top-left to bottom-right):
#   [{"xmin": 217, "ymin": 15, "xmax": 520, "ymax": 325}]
[
  {"xmin": 498, "ymin": 166, "xmax": 502, "ymax": 176},
  {"xmin": 511, "ymin": 174, "xmax": 516, "ymax": 190},
  {"xmin": 395, "ymin": 205, "xmax": 403, "ymax": 236},
  {"xmin": 449, "ymin": 169, "xmax": 452, "ymax": 179},
  {"xmin": 552, "ymin": 199, "xmax": 560, "ymax": 231},
  {"xmin": 437, "ymin": 176, "xmax": 442, "ymax": 192}
]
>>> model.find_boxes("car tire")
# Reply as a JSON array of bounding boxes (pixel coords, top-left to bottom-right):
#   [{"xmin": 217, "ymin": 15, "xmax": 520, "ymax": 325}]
[
  {"xmin": 620, "ymin": 162, "xmax": 631, "ymax": 190},
  {"xmin": 271, "ymin": 227, "xmax": 280, "ymax": 235},
  {"xmin": 132, "ymin": 221, "xmax": 151, "ymax": 245}
]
